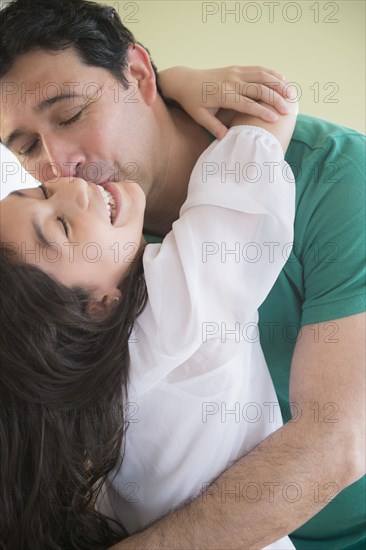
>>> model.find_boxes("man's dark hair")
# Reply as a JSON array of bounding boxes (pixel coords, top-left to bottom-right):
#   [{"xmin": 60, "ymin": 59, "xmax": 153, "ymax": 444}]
[{"xmin": 0, "ymin": 0, "xmax": 163, "ymax": 95}]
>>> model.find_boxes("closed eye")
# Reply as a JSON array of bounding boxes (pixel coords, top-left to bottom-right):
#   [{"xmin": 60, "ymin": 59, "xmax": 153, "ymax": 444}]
[
  {"xmin": 40, "ymin": 183, "xmax": 48, "ymax": 199},
  {"xmin": 19, "ymin": 110, "xmax": 84, "ymax": 156},
  {"xmin": 20, "ymin": 139, "xmax": 39, "ymax": 157},
  {"xmin": 60, "ymin": 110, "xmax": 83, "ymax": 127},
  {"xmin": 39, "ymin": 183, "xmax": 70, "ymax": 238},
  {"xmin": 57, "ymin": 215, "xmax": 69, "ymax": 238}
]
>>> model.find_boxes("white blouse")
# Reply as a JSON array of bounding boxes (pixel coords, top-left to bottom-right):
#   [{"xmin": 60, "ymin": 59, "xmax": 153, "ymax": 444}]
[{"xmin": 98, "ymin": 126, "xmax": 296, "ymax": 550}]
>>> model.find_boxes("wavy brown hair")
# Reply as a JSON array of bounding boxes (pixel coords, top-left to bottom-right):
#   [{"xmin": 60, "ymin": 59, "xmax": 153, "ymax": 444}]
[{"xmin": 0, "ymin": 243, "xmax": 148, "ymax": 549}]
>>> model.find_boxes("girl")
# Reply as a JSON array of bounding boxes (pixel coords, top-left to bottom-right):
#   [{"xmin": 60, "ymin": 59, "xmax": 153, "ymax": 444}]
[{"xmin": 0, "ymin": 100, "xmax": 298, "ymax": 549}]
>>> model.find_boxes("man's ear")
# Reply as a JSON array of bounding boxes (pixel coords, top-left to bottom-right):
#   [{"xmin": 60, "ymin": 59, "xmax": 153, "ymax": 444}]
[
  {"xmin": 85, "ymin": 289, "xmax": 122, "ymax": 319},
  {"xmin": 126, "ymin": 43, "xmax": 157, "ymax": 106}
]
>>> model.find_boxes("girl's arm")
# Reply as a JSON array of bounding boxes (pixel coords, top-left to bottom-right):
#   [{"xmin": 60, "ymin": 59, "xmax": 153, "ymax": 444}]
[
  {"xmin": 158, "ymin": 65, "xmax": 296, "ymax": 140},
  {"xmin": 229, "ymin": 92, "xmax": 299, "ymax": 153}
]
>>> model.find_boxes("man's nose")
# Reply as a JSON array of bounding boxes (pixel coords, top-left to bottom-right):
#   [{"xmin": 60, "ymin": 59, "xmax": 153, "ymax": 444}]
[{"xmin": 42, "ymin": 136, "xmax": 85, "ymax": 178}]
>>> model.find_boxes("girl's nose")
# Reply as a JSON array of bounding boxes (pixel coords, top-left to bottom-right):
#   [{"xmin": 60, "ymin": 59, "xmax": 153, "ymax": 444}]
[{"xmin": 47, "ymin": 178, "xmax": 90, "ymax": 211}]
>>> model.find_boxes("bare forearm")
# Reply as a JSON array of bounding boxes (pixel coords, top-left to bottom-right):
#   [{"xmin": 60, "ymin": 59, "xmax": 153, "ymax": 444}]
[
  {"xmin": 109, "ymin": 419, "xmax": 356, "ymax": 549},
  {"xmin": 229, "ymin": 97, "xmax": 298, "ymax": 154}
]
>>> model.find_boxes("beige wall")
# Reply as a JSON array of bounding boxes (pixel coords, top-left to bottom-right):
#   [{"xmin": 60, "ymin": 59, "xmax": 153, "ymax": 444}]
[{"xmin": 104, "ymin": 0, "xmax": 365, "ymax": 133}]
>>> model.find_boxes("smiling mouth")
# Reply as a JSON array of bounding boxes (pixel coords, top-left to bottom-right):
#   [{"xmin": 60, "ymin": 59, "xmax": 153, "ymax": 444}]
[{"xmin": 96, "ymin": 185, "xmax": 117, "ymax": 223}]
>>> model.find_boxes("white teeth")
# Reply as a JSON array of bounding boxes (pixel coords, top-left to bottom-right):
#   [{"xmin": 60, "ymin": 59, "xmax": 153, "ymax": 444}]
[{"xmin": 97, "ymin": 185, "xmax": 116, "ymax": 222}]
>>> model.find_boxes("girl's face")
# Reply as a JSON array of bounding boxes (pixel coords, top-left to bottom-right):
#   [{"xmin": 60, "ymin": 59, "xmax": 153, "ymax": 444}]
[{"xmin": 0, "ymin": 177, "xmax": 146, "ymax": 299}]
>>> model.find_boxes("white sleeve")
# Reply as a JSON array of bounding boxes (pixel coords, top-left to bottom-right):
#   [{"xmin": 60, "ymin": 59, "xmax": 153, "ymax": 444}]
[{"xmin": 141, "ymin": 125, "xmax": 295, "ymax": 357}]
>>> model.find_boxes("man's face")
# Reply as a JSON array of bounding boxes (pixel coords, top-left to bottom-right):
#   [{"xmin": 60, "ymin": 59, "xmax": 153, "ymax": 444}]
[{"xmin": 0, "ymin": 46, "xmax": 158, "ymax": 193}]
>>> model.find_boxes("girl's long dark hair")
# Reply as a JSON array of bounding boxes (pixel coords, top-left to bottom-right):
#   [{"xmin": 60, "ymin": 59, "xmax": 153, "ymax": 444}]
[{"xmin": 0, "ymin": 243, "xmax": 148, "ymax": 549}]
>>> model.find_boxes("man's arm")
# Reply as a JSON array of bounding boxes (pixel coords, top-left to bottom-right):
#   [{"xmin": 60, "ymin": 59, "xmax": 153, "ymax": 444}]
[{"xmin": 110, "ymin": 312, "xmax": 365, "ymax": 549}]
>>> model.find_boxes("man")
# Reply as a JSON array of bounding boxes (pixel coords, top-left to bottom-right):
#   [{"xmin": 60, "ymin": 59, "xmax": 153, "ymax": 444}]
[{"xmin": 0, "ymin": 1, "xmax": 365, "ymax": 549}]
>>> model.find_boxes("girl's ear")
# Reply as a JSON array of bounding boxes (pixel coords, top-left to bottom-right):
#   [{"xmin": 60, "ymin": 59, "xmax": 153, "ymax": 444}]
[
  {"xmin": 85, "ymin": 290, "xmax": 122, "ymax": 318},
  {"xmin": 125, "ymin": 43, "xmax": 157, "ymax": 106}
]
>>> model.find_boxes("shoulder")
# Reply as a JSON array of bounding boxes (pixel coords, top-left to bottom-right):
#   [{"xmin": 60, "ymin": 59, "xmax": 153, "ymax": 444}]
[
  {"xmin": 287, "ymin": 114, "xmax": 365, "ymax": 216},
  {"xmin": 195, "ymin": 124, "xmax": 285, "ymax": 170},
  {"xmin": 287, "ymin": 116, "xmax": 365, "ymax": 324},
  {"xmin": 287, "ymin": 113, "xmax": 365, "ymax": 161}
]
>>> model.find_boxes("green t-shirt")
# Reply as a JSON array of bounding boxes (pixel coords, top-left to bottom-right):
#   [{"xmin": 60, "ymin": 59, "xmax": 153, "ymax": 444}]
[
  {"xmin": 259, "ymin": 116, "xmax": 365, "ymax": 550},
  {"xmin": 145, "ymin": 114, "xmax": 366, "ymax": 550}
]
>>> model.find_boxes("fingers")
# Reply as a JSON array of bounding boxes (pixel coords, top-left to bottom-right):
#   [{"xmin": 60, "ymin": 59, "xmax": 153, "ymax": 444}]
[
  {"xmin": 162, "ymin": 65, "xmax": 297, "ymax": 137},
  {"xmin": 236, "ymin": 82, "xmax": 293, "ymax": 114},
  {"xmin": 194, "ymin": 108, "xmax": 229, "ymax": 140},
  {"xmin": 210, "ymin": 74, "xmax": 297, "ymax": 117},
  {"xmin": 249, "ymin": 71, "xmax": 295, "ymax": 99},
  {"xmin": 245, "ymin": 66, "xmax": 286, "ymax": 81},
  {"xmin": 226, "ymin": 97, "xmax": 280, "ymax": 122},
  {"xmin": 225, "ymin": 66, "xmax": 294, "ymax": 99}
]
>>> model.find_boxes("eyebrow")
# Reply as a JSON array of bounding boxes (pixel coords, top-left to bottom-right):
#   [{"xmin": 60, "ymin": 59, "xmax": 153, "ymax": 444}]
[
  {"xmin": 37, "ymin": 92, "xmax": 83, "ymax": 113},
  {"xmin": 3, "ymin": 93, "xmax": 83, "ymax": 149},
  {"xmin": 7, "ymin": 188, "xmax": 60, "ymax": 253}
]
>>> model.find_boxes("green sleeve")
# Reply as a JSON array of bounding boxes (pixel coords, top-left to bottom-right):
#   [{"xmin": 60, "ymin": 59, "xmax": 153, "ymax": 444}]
[{"xmin": 287, "ymin": 118, "xmax": 366, "ymax": 326}]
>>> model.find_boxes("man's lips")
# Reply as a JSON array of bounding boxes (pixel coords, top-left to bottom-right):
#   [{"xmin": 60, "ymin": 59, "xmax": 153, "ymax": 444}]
[{"xmin": 99, "ymin": 177, "xmax": 112, "ymax": 187}]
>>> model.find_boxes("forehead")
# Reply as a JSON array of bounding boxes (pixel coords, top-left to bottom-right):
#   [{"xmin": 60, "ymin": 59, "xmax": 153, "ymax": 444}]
[
  {"xmin": 0, "ymin": 47, "xmax": 110, "ymax": 137},
  {"xmin": 0, "ymin": 188, "xmax": 38, "ymax": 244},
  {"xmin": 0, "ymin": 47, "xmax": 101, "ymax": 102}
]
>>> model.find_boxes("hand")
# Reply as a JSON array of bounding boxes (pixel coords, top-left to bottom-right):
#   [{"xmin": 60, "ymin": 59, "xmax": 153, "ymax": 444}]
[{"xmin": 158, "ymin": 65, "xmax": 297, "ymax": 140}]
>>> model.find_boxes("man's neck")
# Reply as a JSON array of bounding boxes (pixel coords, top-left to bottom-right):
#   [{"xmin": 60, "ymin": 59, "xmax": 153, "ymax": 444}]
[{"xmin": 144, "ymin": 103, "xmax": 212, "ymax": 237}]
